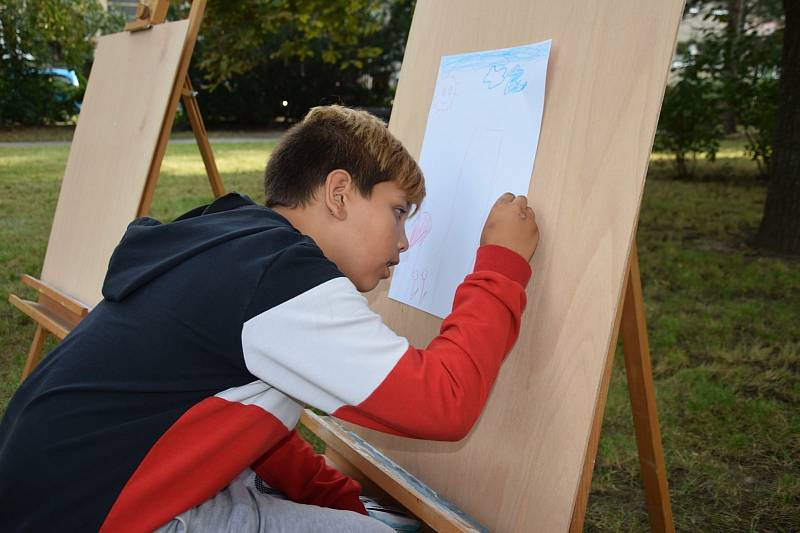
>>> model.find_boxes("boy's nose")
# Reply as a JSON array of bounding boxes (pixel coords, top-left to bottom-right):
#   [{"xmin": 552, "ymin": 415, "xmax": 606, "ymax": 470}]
[{"xmin": 398, "ymin": 231, "xmax": 409, "ymax": 253}]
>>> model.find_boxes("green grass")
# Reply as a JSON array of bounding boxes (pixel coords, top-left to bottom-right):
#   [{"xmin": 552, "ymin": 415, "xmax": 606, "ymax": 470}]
[
  {"xmin": 586, "ymin": 163, "xmax": 799, "ymax": 531},
  {"xmin": 0, "ymin": 125, "xmax": 284, "ymax": 143},
  {"xmin": 0, "ymin": 126, "xmax": 77, "ymax": 142},
  {"xmin": 1, "ymin": 139, "xmax": 798, "ymax": 531},
  {"xmin": 0, "ymin": 141, "xmax": 275, "ymax": 410}
]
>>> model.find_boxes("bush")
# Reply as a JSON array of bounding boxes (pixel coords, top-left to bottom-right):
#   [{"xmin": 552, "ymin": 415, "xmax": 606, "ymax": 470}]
[
  {"xmin": 0, "ymin": 68, "xmax": 78, "ymax": 126},
  {"xmin": 729, "ymin": 30, "xmax": 782, "ymax": 179},
  {"xmin": 655, "ymin": 70, "xmax": 724, "ymax": 180},
  {"xmin": 183, "ymin": 0, "xmax": 414, "ymax": 127},
  {"xmin": 0, "ymin": 0, "xmax": 123, "ymax": 126}
]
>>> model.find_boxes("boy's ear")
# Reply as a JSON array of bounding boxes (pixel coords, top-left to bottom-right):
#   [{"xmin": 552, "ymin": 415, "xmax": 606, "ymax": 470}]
[{"xmin": 324, "ymin": 169, "xmax": 352, "ymax": 220}]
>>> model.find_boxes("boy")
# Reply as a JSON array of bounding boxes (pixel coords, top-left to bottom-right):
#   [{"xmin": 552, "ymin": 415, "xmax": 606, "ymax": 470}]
[{"xmin": 0, "ymin": 105, "xmax": 539, "ymax": 532}]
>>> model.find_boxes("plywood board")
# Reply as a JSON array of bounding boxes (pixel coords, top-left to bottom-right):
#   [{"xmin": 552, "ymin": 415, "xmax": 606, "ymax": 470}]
[
  {"xmin": 40, "ymin": 20, "xmax": 190, "ymax": 307},
  {"xmin": 352, "ymin": 1, "xmax": 684, "ymax": 531}
]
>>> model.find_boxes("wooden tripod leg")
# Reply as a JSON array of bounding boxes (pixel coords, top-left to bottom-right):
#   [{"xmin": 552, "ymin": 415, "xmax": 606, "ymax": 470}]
[
  {"xmin": 570, "ymin": 243, "xmax": 674, "ymax": 532},
  {"xmin": 569, "ymin": 266, "xmax": 629, "ymax": 532},
  {"xmin": 620, "ymin": 244, "xmax": 674, "ymax": 532},
  {"xmin": 21, "ymin": 325, "xmax": 48, "ymax": 381},
  {"xmin": 137, "ymin": 0, "xmax": 210, "ymax": 217},
  {"xmin": 181, "ymin": 76, "xmax": 225, "ymax": 199}
]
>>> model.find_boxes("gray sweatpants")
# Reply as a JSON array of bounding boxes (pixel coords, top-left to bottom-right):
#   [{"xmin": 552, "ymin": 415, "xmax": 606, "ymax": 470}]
[{"xmin": 154, "ymin": 469, "xmax": 394, "ymax": 533}]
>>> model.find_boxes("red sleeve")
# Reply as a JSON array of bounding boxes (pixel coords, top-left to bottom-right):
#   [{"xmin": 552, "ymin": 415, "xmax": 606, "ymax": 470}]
[
  {"xmin": 242, "ymin": 244, "xmax": 531, "ymax": 443},
  {"xmin": 251, "ymin": 430, "xmax": 367, "ymax": 515},
  {"xmin": 333, "ymin": 244, "xmax": 531, "ymax": 440}
]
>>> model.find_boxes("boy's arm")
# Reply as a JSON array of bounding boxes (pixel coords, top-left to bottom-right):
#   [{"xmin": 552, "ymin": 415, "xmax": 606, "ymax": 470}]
[
  {"xmin": 242, "ymin": 243, "xmax": 530, "ymax": 441},
  {"xmin": 251, "ymin": 430, "xmax": 367, "ymax": 514},
  {"xmin": 334, "ymin": 244, "xmax": 529, "ymax": 439}
]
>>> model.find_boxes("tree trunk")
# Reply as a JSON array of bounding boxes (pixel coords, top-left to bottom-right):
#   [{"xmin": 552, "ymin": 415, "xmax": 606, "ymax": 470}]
[
  {"xmin": 756, "ymin": 0, "xmax": 800, "ymax": 254},
  {"xmin": 723, "ymin": 0, "xmax": 745, "ymax": 134}
]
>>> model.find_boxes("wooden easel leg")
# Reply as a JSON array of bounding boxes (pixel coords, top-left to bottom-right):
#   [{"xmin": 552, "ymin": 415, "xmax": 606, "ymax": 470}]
[
  {"xmin": 181, "ymin": 76, "xmax": 225, "ymax": 199},
  {"xmin": 570, "ymin": 242, "xmax": 674, "ymax": 532},
  {"xmin": 137, "ymin": 0, "xmax": 210, "ymax": 217},
  {"xmin": 620, "ymin": 244, "xmax": 674, "ymax": 532},
  {"xmin": 569, "ymin": 267, "xmax": 628, "ymax": 532},
  {"xmin": 21, "ymin": 326, "xmax": 48, "ymax": 381}
]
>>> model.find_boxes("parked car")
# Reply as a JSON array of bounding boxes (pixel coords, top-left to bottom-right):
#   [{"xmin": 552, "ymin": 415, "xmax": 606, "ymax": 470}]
[{"xmin": 39, "ymin": 67, "xmax": 82, "ymax": 112}]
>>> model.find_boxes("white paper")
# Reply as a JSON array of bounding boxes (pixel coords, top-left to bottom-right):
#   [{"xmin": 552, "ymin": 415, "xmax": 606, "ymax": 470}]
[{"xmin": 389, "ymin": 39, "xmax": 551, "ymax": 318}]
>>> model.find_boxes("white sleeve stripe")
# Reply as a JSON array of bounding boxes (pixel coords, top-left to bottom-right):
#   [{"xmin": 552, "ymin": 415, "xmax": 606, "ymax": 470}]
[
  {"xmin": 215, "ymin": 380, "xmax": 303, "ymax": 429},
  {"xmin": 241, "ymin": 277, "xmax": 409, "ymax": 414}
]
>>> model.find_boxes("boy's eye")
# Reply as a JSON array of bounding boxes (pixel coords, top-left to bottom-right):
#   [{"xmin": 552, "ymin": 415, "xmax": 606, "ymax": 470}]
[{"xmin": 394, "ymin": 207, "xmax": 408, "ymax": 220}]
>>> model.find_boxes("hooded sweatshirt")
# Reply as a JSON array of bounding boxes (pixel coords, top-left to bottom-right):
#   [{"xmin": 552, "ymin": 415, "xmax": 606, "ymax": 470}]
[{"xmin": 0, "ymin": 193, "xmax": 531, "ymax": 532}]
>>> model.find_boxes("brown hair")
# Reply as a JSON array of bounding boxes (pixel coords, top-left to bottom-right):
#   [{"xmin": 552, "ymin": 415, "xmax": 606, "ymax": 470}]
[{"xmin": 264, "ymin": 105, "xmax": 425, "ymax": 214}]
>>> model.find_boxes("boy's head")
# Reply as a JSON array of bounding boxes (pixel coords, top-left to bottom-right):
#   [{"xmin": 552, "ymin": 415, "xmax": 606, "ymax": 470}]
[{"xmin": 264, "ymin": 105, "xmax": 426, "ymax": 292}]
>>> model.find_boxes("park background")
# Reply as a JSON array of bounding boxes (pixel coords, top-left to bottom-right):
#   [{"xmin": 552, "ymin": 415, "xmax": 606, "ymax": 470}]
[{"xmin": 0, "ymin": 1, "xmax": 798, "ymax": 530}]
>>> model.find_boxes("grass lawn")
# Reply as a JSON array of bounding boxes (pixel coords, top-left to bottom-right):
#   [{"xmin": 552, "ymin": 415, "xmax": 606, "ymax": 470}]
[
  {"xmin": 0, "ymin": 125, "xmax": 284, "ymax": 143},
  {"xmin": 0, "ymin": 140, "xmax": 798, "ymax": 531}
]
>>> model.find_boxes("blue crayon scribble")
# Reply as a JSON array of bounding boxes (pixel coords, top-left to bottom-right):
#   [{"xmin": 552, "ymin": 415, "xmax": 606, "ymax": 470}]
[
  {"xmin": 441, "ymin": 40, "xmax": 550, "ymax": 75},
  {"xmin": 482, "ymin": 64, "xmax": 507, "ymax": 89},
  {"xmin": 504, "ymin": 64, "xmax": 528, "ymax": 94},
  {"xmin": 481, "ymin": 62, "xmax": 528, "ymax": 95}
]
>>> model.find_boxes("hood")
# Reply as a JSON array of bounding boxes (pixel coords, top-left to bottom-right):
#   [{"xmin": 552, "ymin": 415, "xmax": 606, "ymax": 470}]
[{"xmin": 101, "ymin": 193, "xmax": 292, "ymax": 302}]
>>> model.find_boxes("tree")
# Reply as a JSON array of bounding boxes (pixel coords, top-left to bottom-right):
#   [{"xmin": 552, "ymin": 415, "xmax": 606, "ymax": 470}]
[
  {"xmin": 195, "ymin": 1, "xmax": 390, "ymax": 90},
  {"xmin": 722, "ymin": 0, "xmax": 745, "ymax": 133},
  {"xmin": 677, "ymin": 1, "xmax": 782, "ymax": 179},
  {"xmin": 680, "ymin": 0, "xmax": 796, "ymax": 253},
  {"xmin": 654, "ymin": 48, "xmax": 723, "ymax": 180},
  {"xmin": 756, "ymin": 0, "xmax": 800, "ymax": 254},
  {"xmin": 180, "ymin": 0, "xmax": 416, "ymax": 125},
  {"xmin": 0, "ymin": 0, "xmax": 123, "ymax": 125}
]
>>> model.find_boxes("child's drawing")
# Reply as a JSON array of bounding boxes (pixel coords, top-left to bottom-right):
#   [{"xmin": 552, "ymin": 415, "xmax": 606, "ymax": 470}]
[
  {"xmin": 433, "ymin": 75, "xmax": 458, "ymax": 111},
  {"xmin": 483, "ymin": 63, "xmax": 528, "ymax": 95},
  {"xmin": 408, "ymin": 211, "xmax": 432, "ymax": 248},
  {"xmin": 408, "ymin": 269, "xmax": 429, "ymax": 305},
  {"xmin": 388, "ymin": 39, "xmax": 551, "ymax": 318},
  {"xmin": 483, "ymin": 65, "xmax": 507, "ymax": 90},
  {"xmin": 406, "ymin": 127, "xmax": 503, "ymax": 310},
  {"xmin": 504, "ymin": 64, "xmax": 528, "ymax": 94}
]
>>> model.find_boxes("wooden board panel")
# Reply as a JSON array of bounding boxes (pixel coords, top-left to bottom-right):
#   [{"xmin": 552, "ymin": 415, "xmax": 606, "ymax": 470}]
[
  {"xmin": 40, "ymin": 20, "xmax": 190, "ymax": 307},
  {"xmin": 351, "ymin": 1, "xmax": 684, "ymax": 531}
]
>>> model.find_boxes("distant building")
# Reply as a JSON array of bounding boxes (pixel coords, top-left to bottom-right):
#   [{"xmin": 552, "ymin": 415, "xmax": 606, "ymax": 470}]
[
  {"xmin": 105, "ymin": 0, "xmax": 139, "ymax": 20},
  {"xmin": 669, "ymin": 5, "xmax": 779, "ymax": 84}
]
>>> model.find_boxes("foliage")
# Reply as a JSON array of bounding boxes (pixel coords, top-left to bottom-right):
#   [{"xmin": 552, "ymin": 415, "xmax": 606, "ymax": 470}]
[
  {"xmin": 732, "ymin": 33, "xmax": 780, "ymax": 179},
  {"xmin": 179, "ymin": 0, "xmax": 416, "ymax": 126},
  {"xmin": 660, "ymin": 2, "xmax": 784, "ymax": 179},
  {"xmin": 196, "ymin": 0, "xmax": 385, "ymax": 86},
  {"xmin": 700, "ymin": 3, "xmax": 782, "ymax": 178},
  {"xmin": 188, "ymin": 58, "xmax": 370, "ymax": 128},
  {"xmin": 654, "ymin": 44, "xmax": 724, "ymax": 180},
  {"xmin": 0, "ymin": 0, "xmax": 123, "ymax": 126}
]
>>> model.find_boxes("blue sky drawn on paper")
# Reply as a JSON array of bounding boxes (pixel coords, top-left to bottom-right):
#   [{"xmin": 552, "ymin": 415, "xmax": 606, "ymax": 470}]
[{"xmin": 440, "ymin": 40, "xmax": 551, "ymax": 75}]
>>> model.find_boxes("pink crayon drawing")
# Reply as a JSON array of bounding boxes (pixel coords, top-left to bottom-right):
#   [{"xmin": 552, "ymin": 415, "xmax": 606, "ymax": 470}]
[
  {"xmin": 408, "ymin": 211, "xmax": 432, "ymax": 249},
  {"xmin": 409, "ymin": 269, "xmax": 429, "ymax": 305}
]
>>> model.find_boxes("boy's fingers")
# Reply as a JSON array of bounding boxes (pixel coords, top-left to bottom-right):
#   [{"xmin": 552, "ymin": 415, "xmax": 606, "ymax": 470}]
[
  {"xmin": 496, "ymin": 192, "xmax": 515, "ymax": 204},
  {"xmin": 512, "ymin": 195, "xmax": 528, "ymax": 208}
]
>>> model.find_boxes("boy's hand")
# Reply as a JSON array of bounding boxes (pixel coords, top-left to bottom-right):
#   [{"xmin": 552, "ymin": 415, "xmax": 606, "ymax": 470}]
[{"xmin": 480, "ymin": 192, "xmax": 540, "ymax": 261}]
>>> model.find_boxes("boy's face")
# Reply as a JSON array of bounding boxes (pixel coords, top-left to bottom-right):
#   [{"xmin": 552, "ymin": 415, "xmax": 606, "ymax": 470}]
[{"xmin": 334, "ymin": 180, "xmax": 411, "ymax": 292}]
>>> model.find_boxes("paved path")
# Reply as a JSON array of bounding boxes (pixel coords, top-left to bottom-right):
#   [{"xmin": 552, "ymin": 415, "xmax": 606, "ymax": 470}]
[{"xmin": 0, "ymin": 134, "xmax": 284, "ymax": 148}]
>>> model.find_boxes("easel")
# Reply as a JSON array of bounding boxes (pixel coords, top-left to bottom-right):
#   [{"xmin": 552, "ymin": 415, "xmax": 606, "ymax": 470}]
[
  {"xmin": 10, "ymin": 0, "xmax": 224, "ymax": 380},
  {"xmin": 301, "ymin": 243, "xmax": 673, "ymax": 532},
  {"xmin": 126, "ymin": 0, "xmax": 225, "ymax": 216},
  {"xmin": 297, "ymin": 0, "xmax": 684, "ymax": 529}
]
